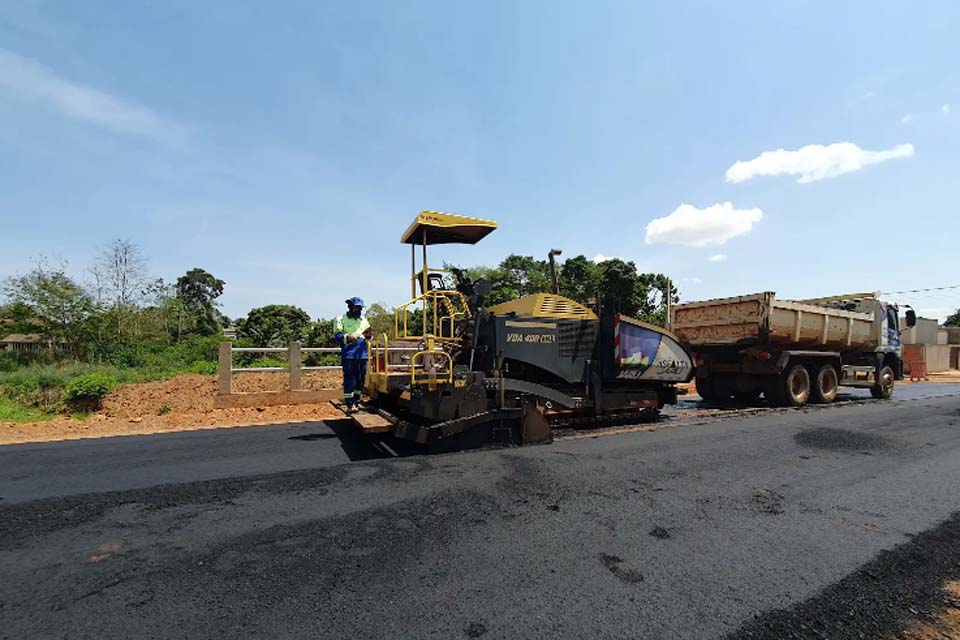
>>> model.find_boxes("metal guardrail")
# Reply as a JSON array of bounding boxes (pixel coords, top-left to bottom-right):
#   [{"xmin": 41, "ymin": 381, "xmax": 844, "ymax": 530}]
[
  {"xmin": 217, "ymin": 341, "xmax": 428, "ymax": 395},
  {"xmin": 219, "ymin": 341, "xmax": 332, "ymax": 395}
]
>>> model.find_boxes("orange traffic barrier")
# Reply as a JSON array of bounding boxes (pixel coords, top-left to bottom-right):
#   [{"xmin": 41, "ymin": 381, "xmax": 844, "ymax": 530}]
[{"xmin": 907, "ymin": 361, "xmax": 929, "ymax": 381}]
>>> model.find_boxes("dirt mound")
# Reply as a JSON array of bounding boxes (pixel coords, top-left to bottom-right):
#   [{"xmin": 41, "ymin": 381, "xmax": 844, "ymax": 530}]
[{"xmin": 102, "ymin": 371, "xmax": 341, "ymax": 419}]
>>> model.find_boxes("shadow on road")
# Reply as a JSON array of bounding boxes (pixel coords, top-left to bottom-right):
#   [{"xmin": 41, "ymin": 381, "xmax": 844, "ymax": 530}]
[
  {"xmin": 288, "ymin": 419, "xmax": 422, "ymax": 462},
  {"xmin": 287, "ymin": 433, "xmax": 338, "ymax": 441}
]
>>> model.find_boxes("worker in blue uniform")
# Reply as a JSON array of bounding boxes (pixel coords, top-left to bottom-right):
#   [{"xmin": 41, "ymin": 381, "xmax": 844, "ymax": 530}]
[{"xmin": 333, "ymin": 297, "xmax": 371, "ymax": 412}]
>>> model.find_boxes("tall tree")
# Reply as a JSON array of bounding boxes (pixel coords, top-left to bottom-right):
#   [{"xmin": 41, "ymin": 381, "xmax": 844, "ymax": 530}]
[
  {"xmin": 597, "ymin": 258, "xmax": 642, "ymax": 315},
  {"xmin": 175, "ymin": 268, "xmax": 226, "ymax": 336},
  {"xmin": 91, "ymin": 239, "xmax": 147, "ymax": 341},
  {"xmin": 92, "ymin": 239, "xmax": 147, "ymax": 308},
  {"xmin": 558, "ymin": 255, "xmax": 601, "ymax": 306}
]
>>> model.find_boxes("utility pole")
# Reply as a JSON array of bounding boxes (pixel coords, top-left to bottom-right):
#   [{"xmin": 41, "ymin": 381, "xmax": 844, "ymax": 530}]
[
  {"xmin": 666, "ymin": 277, "xmax": 672, "ymax": 330},
  {"xmin": 548, "ymin": 249, "xmax": 562, "ymax": 295}
]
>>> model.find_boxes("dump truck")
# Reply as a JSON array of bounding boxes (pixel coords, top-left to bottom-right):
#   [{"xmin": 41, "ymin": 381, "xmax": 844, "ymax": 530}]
[
  {"xmin": 344, "ymin": 210, "xmax": 694, "ymax": 451},
  {"xmin": 671, "ymin": 291, "xmax": 916, "ymax": 406}
]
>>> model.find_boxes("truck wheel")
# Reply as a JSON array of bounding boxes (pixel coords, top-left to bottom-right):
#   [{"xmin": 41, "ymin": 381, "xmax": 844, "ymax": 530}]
[
  {"xmin": 870, "ymin": 365, "xmax": 895, "ymax": 399},
  {"xmin": 810, "ymin": 364, "xmax": 838, "ymax": 404},
  {"xmin": 772, "ymin": 364, "xmax": 810, "ymax": 407}
]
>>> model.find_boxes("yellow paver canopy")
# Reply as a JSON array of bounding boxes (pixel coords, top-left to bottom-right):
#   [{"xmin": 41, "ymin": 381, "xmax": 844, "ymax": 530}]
[{"xmin": 400, "ymin": 210, "xmax": 497, "ymax": 245}]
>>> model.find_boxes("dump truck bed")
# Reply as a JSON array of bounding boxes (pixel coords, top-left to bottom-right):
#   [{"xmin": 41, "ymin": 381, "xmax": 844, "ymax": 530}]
[{"xmin": 671, "ymin": 292, "xmax": 877, "ymax": 350}]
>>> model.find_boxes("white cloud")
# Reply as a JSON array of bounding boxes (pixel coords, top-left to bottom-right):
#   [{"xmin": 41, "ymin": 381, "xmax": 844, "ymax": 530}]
[
  {"xmin": 707, "ymin": 254, "xmax": 728, "ymax": 262},
  {"xmin": 0, "ymin": 48, "xmax": 184, "ymax": 143},
  {"xmin": 943, "ymin": 104, "xmax": 952, "ymax": 115},
  {"xmin": 592, "ymin": 254, "xmax": 620, "ymax": 263},
  {"xmin": 900, "ymin": 114, "xmax": 912, "ymax": 124},
  {"xmin": 725, "ymin": 142, "xmax": 914, "ymax": 184},
  {"xmin": 644, "ymin": 202, "xmax": 763, "ymax": 247},
  {"xmin": 681, "ymin": 277, "xmax": 702, "ymax": 284}
]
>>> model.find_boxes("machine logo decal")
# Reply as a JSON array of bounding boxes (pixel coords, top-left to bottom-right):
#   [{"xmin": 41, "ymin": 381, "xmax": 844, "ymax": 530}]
[
  {"xmin": 619, "ymin": 323, "xmax": 663, "ymax": 372},
  {"xmin": 654, "ymin": 359, "xmax": 687, "ymax": 375},
  {"xmin": 506, "ymin": 332, "xmax": 557, "ymax": 344}
]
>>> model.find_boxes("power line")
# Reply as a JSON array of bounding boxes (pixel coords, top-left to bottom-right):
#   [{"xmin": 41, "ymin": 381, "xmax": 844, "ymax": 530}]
[{"xmin": 880, "ymin": 284, "xmax": 960, "ymax": 296}]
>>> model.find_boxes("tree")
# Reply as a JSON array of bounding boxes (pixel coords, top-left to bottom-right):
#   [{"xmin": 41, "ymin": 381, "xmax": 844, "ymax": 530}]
[
  {"xmin": 92, "ymin": 239, "xmax": 147, "ymax": 308},
  {"xmin": 305, "ymin": 318, "xmax": 335, "ymax": 347},
  {"xmin": 463, "ymin": 255, "xmax": 552, "ymax": 306},
  {"xmin": 364, "ymin": 302, "xmax": 394, "ymax": 341},
  {"xmin": 2, "ymin": 260, "xmax": 95, "ymax": 355},
  {"xmin": 558, "ymin": 255, "xmax": 601, "ymax": 305},
  {"xmin": 176, "ymin": 268, "xmax": 226, "ymax": 336},
  {"xmin": 0, "ymin": 301, "xmax": 42, "ymax": 338},
  {"xmin": 946, "ymin": 308, "xmax": 960, "ymax": 327},
  {"xmin": 140, "ymin": 278, "xmax": 191, "ymax": 341},
  {"xmin": 237, "ymin": 305, "xmax": 311, "ymax": 346},
  {"xmin": 498, "ymin": 254, "xmax": 551, "ymax": 299},
  {"xmin": 588, "ymin": 258, "xmax": 677, "ymax": 326},
  {"xmin": 91, "ymin": 239, "xmax": 147, "ymax": 341},
  {"xmin": 635, "ymin": 273, "xmax": 678, "ymax": 326},
  {"xmin": 597, "ymin": 258, "xmax": 642, "ymax": 315}
]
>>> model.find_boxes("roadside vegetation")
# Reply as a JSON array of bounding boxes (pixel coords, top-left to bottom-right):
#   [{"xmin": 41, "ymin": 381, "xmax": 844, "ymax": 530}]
[{"xmin": 1, "ymin": 239, "xmax": 688, "ymax": 423}]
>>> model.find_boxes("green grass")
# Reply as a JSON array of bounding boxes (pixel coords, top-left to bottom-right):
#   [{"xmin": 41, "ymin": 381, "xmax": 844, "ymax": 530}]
[
  {"xmin": 0, "ymin": 357, "xmax": 218, "ymax": 419},
  {"xmin": 0, "ymin": 336, "xmax": 222, "ymax": 420},
  {"xmin": 0, "ymin": 396, "xmax": 55, "ymax": 423}
]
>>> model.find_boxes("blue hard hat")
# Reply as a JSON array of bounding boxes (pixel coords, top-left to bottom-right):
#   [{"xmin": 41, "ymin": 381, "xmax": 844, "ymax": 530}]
[{"xmin": 345, "ymin": 297, "xmax": 364, "ymax": 307}]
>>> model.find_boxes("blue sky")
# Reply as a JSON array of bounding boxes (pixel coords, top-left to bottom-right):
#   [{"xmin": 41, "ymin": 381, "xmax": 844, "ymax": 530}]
[{"xmin": 2, "ymin": 1, "xmax": 958, "ymax": 321}]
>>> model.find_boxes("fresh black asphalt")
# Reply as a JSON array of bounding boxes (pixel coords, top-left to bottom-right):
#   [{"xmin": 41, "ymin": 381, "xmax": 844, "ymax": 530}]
[{"xmin": 2, "ymin": 389, "xmax": 960, "ymax": 638}]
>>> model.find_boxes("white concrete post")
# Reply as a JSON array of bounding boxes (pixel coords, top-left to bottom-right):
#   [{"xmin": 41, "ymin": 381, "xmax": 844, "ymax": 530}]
[
  {"xmin": 289, "ymin": 341, "xmax": 302, "ymax": 391},
  {"xmin": 218, "ymin": 342, "xmax": 233, "ymax": 395}
]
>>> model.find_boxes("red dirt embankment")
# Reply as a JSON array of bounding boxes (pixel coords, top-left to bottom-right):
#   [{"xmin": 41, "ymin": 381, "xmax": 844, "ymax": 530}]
[
  {"xmin": 3, "ymin": 370, "xmax": 958, "ymax": 446},
  {"xmin": 0, "ymin": 371, "xmax": 344, "ymax": 446}
]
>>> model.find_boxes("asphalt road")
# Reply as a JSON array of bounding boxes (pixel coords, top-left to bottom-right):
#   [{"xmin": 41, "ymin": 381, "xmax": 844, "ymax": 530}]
[{"xmin": 2, "ymin": 389, "xmax": 960, "ymax": 639}]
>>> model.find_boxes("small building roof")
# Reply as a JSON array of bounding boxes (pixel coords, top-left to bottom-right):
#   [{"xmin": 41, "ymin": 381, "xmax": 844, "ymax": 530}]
[{"xmin": 0, "ymin": 333, "xmax": 43, "ymax": 344}]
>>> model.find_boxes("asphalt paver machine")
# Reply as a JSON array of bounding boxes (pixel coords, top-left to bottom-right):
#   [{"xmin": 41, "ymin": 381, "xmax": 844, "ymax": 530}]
[{"xmin": 349, "ymin": 210, "xmax": 694, "ymax": 451}]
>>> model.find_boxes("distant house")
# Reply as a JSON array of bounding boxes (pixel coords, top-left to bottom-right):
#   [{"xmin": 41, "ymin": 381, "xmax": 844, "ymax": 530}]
[
  {"xmin": 0, "ymin": 333, "xmax": 45, "ymax": 353},
  {"xmin": 900, "ymin": 317, "xmax": 960, "ymax": 372},
  {"xmin": 223, "ymin": 325, "xmax": 238, "ymax": 340}
]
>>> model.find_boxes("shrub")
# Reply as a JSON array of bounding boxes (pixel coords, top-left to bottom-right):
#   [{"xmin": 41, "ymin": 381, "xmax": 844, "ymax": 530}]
[
  {"xmin": 157, "ymin": 403, "xmax": 172, "ymax": 416},
  {"xmin": 184, "ymin": 360, "xmax": 217, "ymax": 375},
  {"xmin": 104, "ymin": 335, "xmax": 221, "ymax": 379},
  {"xmin": 248, "ymin": 357, "xmax": 287, "ymax": 369},
  {"xmin": 0, "ymin": 367, "xmax": 68, "ymax": 410},
  {"xmin": 0, "ymin": 351, "xmax": 18, "ymax": 372},
  {"xmin": 64, "ymin": 372, "xmax": 117, "ymax": 410}
]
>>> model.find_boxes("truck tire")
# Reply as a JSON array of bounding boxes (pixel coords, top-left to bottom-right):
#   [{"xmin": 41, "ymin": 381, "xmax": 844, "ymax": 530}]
[
  {"xmin": 810, "ymin": 364, "xmax": 838, "ymax": 404},
  {"xmin": 870, "ymin": 365, "xmax": 895, "ymax": 399},
  {"xmin": 769, "ymin": 364, "xmax": 810, "ymax": 407}
]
